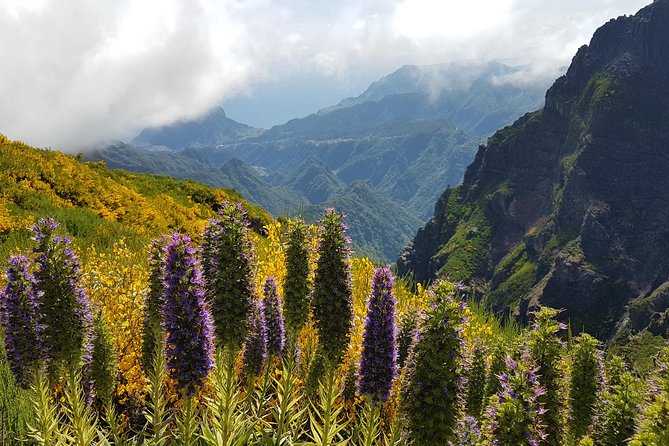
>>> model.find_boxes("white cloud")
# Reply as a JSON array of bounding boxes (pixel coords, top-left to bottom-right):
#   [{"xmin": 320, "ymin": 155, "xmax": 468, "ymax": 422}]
[
  {"xmin": 392, "ymin": 0, "xmax": 514, "ymax": 40},
  {"xmin": 0, "ymin": 0, "xmax": 651, "ymax": 150}
]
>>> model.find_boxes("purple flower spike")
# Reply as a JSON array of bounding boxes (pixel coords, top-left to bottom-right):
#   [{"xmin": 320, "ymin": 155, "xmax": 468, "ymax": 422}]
[
  {"xmin": 357, "ymin": 267, "xmax": 397, "ymax": 404},
  {"xmin": 162, "ymin": 233, "xmax": 214, "ymax": 397},
  {"xmin": 32, "ymin": 218, "xmax": 92, "ymax": 377},
  {"xmin": 0, "ymin": 255, "xmax": 43, "ymax": 388},
  {"xmin": 262, "ymin": 277, "xmax": 285, "ymax": 359},
  {"xmin": 242, "ymin": 298, "xmax": 267, "ymax": 378}
]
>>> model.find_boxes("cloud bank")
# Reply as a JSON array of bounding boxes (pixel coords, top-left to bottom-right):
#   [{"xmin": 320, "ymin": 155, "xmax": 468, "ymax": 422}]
[{"xmin": 0, "ymin": 0, "xmax": 650, "ymax": 150}]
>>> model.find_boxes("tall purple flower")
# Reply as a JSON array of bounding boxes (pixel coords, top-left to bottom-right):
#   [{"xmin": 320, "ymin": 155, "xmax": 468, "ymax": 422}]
[
  {"xmin": 242, "ymin": 298, "xmax": 267, "ymax": 378},
  {"xmin": 0, "ymin": 255, "xmax": 42, "ymax": 388},
  {"xmin": 262, "ymin": 277, "xmax": 285, "ymax": 359},
  {"xmin": 32, "ymin": 218, "xmax": 92, "ymax": 376},
  {"xmin": 162, "ymin": 233, "xmax": 214, "ymax": 397},
  {"xmin": 358, "ymin": 267, "xmax": 397, "ymax": 404}
]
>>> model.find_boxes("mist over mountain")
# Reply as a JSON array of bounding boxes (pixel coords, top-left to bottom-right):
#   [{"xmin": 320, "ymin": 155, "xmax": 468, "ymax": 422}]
[
  {"xmin": 399, "ymin": 0, "xmax": 669, "ymax": 339},
  {"xmin": 131, "ymin": 107, "xmax": 262, "ymax": 151},
  {"xmin": 90, "ymin": 61, "xmax": 548, "ymax": 260}
]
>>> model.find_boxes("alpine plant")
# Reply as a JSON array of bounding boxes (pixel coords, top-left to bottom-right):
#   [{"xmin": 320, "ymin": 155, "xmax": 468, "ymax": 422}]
[
  {"xmin": 312, "ymin": 209, "xmax": 353, "ymax": 365},
  {"xmin": 142, "ymin": 235, "xmax": 168, "ymax": 374},
  {"xmin": 202, "ymin": 202, "xmax": 255, "ymax": 351},
  {"xmin": 262, "ymin": 277, "xmax": 285, "ymax": 359},
  {"xmin": 0, "ymin": 255, "xmax": 42, "ymax": 388},
  {"xmin": 568, "ymin": 333, "xmax": 601, "ymax": 442},
  {"xmin": 396, "ymin": 309, "xmax": 420, "ymax": 369},
  {"xmin": 401, "ymin": 282, "xmax": 466, "ymax": 446},
  {"xmin": 33, "ymin": 218, "xmax": 92, "ymax": 376},
  {"xmin": 162, "ymin": 233, "xmax": 214, "ymax": 397},
  {"xmin": 465, "ymin": 342, "xmax": 488, "ymax": 418},
  {"xmin": 90, "ymin": 308, "xmax": 117, "ymax": 405},
  {"xmin": 283, "ymin": 219, "xmax": 311, "ymax": 337},
  {"xmin": 481, "ymin": 353, "xmax": 546, "ymax": 446},
  {"xmin": 242, "ymin": 298, "xmax": 267, "ymax": 378},
  {"xmin": 527, "ymin": 307, "xmax": 567, "ymax": 446},
  {"xmin": 630, "ymin": 347, "xmax": 669, "ymax": 446},
  {"xmin": 357, "ymin": 267, "xmax": 397, "ymax": 404}
]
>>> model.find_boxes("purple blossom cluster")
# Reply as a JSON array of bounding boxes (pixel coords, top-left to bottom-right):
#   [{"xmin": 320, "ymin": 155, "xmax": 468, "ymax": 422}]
[
  {"xmin": 32, "ymin": 218, "xmax": 92, "ymax": 374},
  {"xmin": 482, "ymin": 353, "xmax": 546, "ymax": 445},
  {"xmin": 262, "ymin": 277, "xmax": 285, "ymax": 359},
  {"xmin": 454, "ymin": 416, "xmax": 482, "ymax": 446},
  {"xmin": 162, "ymin": 233, "xmax": 214, "ymax": 397},
  {"xmin": 357, "ymin": 267, "xmax": 397, "ymax": 404},
  {"xmin": 0, "ymin": 255, "xmax": 43, "ymax": 388},
  {"xmin": 242, "ymin": 298, "xmax": 267, "ymax": 378}
]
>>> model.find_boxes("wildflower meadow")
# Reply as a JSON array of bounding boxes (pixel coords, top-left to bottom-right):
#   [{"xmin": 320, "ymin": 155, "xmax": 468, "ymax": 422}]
[{"xmin": 0, "ymin": 203, "xmax": 667, "ymax": 446}]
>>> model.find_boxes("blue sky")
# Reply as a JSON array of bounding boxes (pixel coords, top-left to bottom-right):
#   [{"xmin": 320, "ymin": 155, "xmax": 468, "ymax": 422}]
[{"xmin": 0, "ymin": 0, "xmax": 651, "ymax": 149}]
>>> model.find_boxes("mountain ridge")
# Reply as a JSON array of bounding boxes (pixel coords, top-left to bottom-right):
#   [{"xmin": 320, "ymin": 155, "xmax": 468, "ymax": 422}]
[
  {"xmin": 89, "ymin": 61, "xmax": 549, "ymax": 261},
  {"xmin": 398, "ymin": 0, "xmax": 669, "ymax": 339}
]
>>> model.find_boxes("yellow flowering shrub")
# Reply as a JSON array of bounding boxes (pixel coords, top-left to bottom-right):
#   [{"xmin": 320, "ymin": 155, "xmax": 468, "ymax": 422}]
[
  {"xmin": 83, "ymin": 241, "xmax": 149, "ymax": 402},
  {"xmin": 252, "ymin": 221, "xmax": 287, "ymax": 298},
  {"xmin": 0, "ymin": 201, "xmax": 14, "ymax": 234},
  {"xmin": 0, "ymin": 136, "xmax": 271, "ymax": 257}
]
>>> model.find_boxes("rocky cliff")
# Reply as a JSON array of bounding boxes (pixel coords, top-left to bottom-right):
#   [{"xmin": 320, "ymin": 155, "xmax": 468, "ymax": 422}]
[{"xmin": 398, "ymin": 0, "xmax": 669, "ymax": 339}]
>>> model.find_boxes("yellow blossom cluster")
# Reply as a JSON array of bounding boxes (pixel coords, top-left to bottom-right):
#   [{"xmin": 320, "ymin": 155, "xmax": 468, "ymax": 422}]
[
  {"xmin": 252, "ymin": 221, "xmax": 287, "ymax": 298},
  {"xmin": 0, "ymin": 135, "xmax": 271, "ymax": 253},
  {"xmin": 83, "ymin": 241, "xmax": 149, "ymax": 402}
]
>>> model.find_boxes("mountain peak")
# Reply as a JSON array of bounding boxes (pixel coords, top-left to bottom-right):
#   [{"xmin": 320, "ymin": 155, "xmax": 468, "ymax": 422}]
[{"xmin": 131, "ymin": 107, "xmax": 262, "ymax": 151}]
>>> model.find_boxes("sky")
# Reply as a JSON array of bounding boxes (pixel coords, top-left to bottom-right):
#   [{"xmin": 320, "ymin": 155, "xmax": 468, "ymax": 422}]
[{"xmin": 0, "ymin": 0, "xmax": 651, "ymax": 151}]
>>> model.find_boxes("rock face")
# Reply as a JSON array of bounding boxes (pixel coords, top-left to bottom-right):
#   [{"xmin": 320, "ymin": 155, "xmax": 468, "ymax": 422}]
[{"xmin": 398, "ymin": 0, "xmax": 669, "ymax": 339}]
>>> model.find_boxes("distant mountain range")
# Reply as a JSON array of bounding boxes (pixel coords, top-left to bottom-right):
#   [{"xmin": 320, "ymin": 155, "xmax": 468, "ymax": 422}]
[
  {"xmin": 89, "ymin": 61, "xmax": 548, "ymax": 261},
  {"xmin": 399, "ymin": 0, "xmax": 669, "ymax": 340}
]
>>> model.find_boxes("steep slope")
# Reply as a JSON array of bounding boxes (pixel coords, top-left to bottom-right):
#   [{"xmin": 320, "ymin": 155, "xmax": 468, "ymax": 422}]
[
  {"xmin": 398, "ymin": 0, "xmax": 669, "ymax": 339},
  {"xmin": 277, "ymin": 156, "xmax": 346, "ymax": 204},
  {"xmin": 90, "ymin": 140, "xmax": 211, "ymax": 176},
  {"xmin": 308, "ymin": 181, "xmax": 422, "ymax": 262},
  {"xmin": 0, "ymin": 134, "xmax": 269, "ymax": 258},
  {"xmin": 217, "ymin": 158, "xmax": 308, "ymax": 216}
]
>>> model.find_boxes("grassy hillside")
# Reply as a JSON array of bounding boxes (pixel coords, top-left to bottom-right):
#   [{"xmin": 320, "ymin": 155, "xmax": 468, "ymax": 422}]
[{"xmin": 0, "ymin": 134, "xmax": 270, "ymax": 258}]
